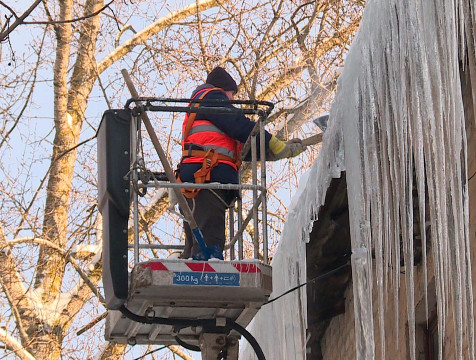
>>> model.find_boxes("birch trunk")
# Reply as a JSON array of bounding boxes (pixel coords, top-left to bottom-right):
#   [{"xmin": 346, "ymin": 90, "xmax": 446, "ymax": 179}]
[{"xmin": 30, "ymin": 1, "xmax": 74, "ymax": 356}]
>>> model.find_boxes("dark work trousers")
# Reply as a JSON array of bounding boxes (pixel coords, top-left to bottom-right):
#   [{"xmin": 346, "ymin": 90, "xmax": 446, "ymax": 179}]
[{"xmin": 181, "ymin": 189, "xmax": 235, "ymax": 258}]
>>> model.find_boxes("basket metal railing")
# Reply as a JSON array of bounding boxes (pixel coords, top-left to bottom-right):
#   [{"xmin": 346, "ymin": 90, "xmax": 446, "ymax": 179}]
[{"xmin": 125, "ymin": 97, "xmax": 274, "ymax": 263}]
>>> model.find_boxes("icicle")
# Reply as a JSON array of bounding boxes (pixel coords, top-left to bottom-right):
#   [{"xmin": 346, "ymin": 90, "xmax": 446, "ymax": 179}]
[{"xmin": 462, "ymin": 124, "xmax": 475, "ymax": 360}]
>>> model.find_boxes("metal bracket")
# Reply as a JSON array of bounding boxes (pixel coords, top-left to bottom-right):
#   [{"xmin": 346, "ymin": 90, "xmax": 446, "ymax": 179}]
[{"xmin": 199, "ymin": 333, "xmax": 239, "ymax": 360}]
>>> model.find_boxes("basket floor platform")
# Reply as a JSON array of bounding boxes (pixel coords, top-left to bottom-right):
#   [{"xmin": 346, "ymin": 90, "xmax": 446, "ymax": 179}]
[{"xmin": 105, "ymin": 259, "xmax": 272, "ymax": 346}]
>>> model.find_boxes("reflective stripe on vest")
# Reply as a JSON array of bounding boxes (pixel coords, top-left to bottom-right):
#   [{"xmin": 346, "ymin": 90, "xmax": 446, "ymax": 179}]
[
  {"xmin": 181, "ymin": 88, "xmax": 241, "ymax": 169},
  {"xmin": 182, "ymin": 123, "xmax": 225, "ymax": 139}
]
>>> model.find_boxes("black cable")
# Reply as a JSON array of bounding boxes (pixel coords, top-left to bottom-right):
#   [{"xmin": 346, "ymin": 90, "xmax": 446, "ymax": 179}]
[
  {"xmin": 226, "ymin": 319, "xmax": 266, "ymax": 360},
  {"xmin": 469, "ymin": 170, "xmax": 476, "ymax": 182},
  {"xmin": 174, "ymin": 336, "xmax": 201, "ymax": 352},
  {"xmin": 132, "ymin": 345, "xmax": 167, "ymax": 360},
  {"xmin": 119, "ymin": 306, "xmax": 266, "ymax": 360},
  {"xmin": 264, "ymin": 262, "xmax": 350, "ymax": 305}
]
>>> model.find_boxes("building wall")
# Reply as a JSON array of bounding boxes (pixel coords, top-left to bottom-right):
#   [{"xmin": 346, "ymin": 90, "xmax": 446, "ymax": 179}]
[{"xmin": 319, "ymin": 254, "xmax": 468, "ymax": 359}]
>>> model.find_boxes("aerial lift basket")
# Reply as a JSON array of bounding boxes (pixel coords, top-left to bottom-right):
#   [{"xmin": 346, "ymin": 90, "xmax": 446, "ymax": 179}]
[{"xmin": 98, "ymin": 73, "xmax": 274, "ymax": 359}]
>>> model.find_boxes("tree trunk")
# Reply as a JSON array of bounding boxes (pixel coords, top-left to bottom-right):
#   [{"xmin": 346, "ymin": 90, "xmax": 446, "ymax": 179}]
[{"xmin": 36, "ymin": 0, "xmax": 74, "ymax": 302}]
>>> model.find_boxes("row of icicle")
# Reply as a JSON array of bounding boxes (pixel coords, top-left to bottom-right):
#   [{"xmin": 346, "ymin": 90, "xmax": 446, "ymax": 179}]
[{"xmin": 329, "ymin": 0, "xmax": 476, "ymax": 358}]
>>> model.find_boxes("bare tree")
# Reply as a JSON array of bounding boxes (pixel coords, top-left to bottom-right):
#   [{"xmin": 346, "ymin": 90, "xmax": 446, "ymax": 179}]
[{"xmin": 0, "ymin": 0, "xmax": 363, "ymax": 358}]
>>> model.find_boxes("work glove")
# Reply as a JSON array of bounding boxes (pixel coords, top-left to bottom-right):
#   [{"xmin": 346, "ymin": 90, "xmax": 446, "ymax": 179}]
[{"xmin": 268, "ymin": 135, "xmax": 306, "ymax": 161}]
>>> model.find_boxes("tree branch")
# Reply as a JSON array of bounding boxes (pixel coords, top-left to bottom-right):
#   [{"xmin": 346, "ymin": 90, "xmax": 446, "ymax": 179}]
[
  {"xmin": 58, "ymin": 257, "xmax": 104, "ymax": 331},
  {"xmin": 0, "ymin": 0, "xmax": 42, "ymax": 42},
  {"xmin": 97, "ymin": 0, "xmax": 226, "ymax": 74},
  {"xmin": 0, "ymin": 228, "xmax": 31, "ymax": 333},
  {"xmin": 66, "ymin": 251, "xmax": 105, "ymax": 306},
  {"xmin": 23, "ymin": 0, "xmax": 114, "ymax": 25},
  {"xmin": 0, "ymin": 2, "xmax": 19, "ymax": 20},
  {"xmin": 256, "ymin": 21, "xmax": 359, "ymax": 100},
  {"xmin": 13, "ymin": 132, "xmax": 97, "ymax": 240},
  {"xmin": 257, "ymin": 65, "xmax": 304, "ymax": 100},
  {"xmin": 70, "ymin": 244, "xmax": 101, "ymax": 260},
  {"xmin": 2, "ymin": 237, "xmax": 66, "ymax": 253},
  {"xmin": 58, "ymin": 217, "xmax": 105, "ymax": 331},
  {"xmin": 167, "ymin": 345, "xmax": 195, "ymax": 360},
  {"xmin": 96, "ymin": 342, "xmax": 127, "ymax": 360},
  {"xmin": 0, "ymin": 236, "xmax": 105, "ymax": 306},
  {"xmin": 1, "ymin": 284, "xmax": 29, "ymax": 345},
  {"xmin": 0, "ymin": 27, "xmax": 46, "ymax": 150},
  {"xmin": 128, "ymin": 189, "xmax": 169, "ymax": 242},
  {"xmin": 76, "ymin": 312, "xmax": 107, "ymax": 336},
  {"xmin": 0, "ymin": 328, "xmax": 35, "ymax": 360}
]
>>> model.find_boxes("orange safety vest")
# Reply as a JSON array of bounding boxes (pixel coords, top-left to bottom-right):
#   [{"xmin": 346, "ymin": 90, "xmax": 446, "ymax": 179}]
[{"xmin": 178, "ymin": 88, "xmax": 242, "ymax": 198}]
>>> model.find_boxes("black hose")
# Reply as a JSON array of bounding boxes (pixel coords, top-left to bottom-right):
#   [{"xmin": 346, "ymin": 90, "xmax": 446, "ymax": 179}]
[
  {"xmin": 119, "ymin": 305, "xmax": 211, "ymax": 327},
  {"xmin": 174, "ymin": 336, "xmax": 201, "ymax": 352},
  {"xmin": 119, "ymin": 305, "xmax": 266, "ymax": 360},
  {"xmin": 226, "ymin": 319, "xmax": 266, "ymax": 360}
]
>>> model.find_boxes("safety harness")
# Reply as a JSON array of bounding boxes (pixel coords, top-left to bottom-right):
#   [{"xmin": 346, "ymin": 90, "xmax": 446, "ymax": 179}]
[{"xmin": 177, "ymin": 88, "xmax": 242, "ymax": 199}]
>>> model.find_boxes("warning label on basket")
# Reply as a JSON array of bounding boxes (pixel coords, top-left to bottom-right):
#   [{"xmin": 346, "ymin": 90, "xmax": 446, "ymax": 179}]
[{"xmin": 173, "ymin": 272, "xmax": 240, "ymax": 286}]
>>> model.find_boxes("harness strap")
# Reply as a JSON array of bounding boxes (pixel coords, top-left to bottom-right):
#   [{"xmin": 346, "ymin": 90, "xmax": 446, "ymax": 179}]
[
  {"xmin": 193, "ymin": 149, "xmax": 219, "ymax": 184},
  {"xmin": 183, "ymin": 88, "xmax": 221, "ymax": 142},
  {"xmin": 182, "ymin": 149, "xmax": 235, "ymax": 163},
  {"xmin": 177, "ymin": 149, "xmax": 220, "ymax": 199}
]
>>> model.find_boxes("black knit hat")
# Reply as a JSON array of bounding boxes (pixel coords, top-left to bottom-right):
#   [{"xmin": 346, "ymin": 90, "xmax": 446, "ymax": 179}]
[{"xmin": 206, "ymin": 67, "xmax": 238, "ymax": 93}]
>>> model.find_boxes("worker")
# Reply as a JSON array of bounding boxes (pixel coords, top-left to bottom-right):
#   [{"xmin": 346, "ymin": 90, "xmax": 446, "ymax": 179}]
[{"xmin": 178, "ymin": 66, "xmax": 306, "ymax": 260}]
